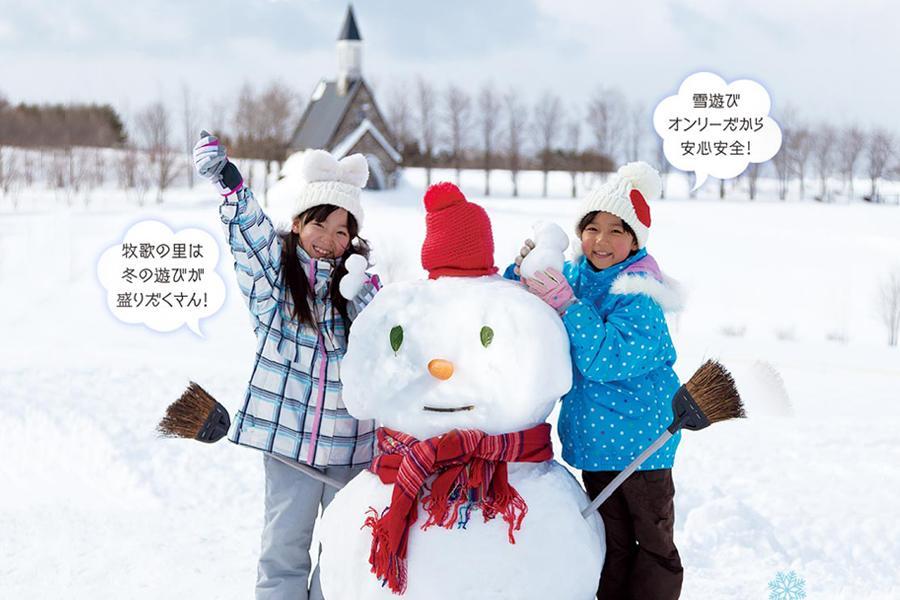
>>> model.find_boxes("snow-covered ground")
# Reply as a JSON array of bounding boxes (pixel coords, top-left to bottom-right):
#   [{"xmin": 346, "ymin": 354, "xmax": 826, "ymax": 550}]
[{"xmin": 2, "ymin": 168, "xmax": 899, "ymax": 599}]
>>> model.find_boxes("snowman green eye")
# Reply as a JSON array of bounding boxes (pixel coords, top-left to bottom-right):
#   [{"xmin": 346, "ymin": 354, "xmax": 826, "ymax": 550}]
[
  {"xmin": 480, "ymin": 326, "xmax": 494, "ymax": 348},
  {"xmin": 390, "ymin": 325, "xmax": 403, "ymax": 353}
]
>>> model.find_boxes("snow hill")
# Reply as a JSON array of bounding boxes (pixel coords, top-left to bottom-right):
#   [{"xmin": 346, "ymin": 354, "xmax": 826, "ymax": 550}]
[{"xmin": 1, "ymin": 167, "xmax": 898, "ymax": 599}]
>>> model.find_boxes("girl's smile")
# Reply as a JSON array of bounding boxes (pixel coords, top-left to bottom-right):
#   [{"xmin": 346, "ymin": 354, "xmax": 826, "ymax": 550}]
[{"xmin": 580, "ymin": 211, "xmax": 638, "ymax": 270}]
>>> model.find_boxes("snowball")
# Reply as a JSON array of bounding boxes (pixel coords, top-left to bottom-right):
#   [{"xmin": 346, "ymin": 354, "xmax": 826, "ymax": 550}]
[
  {"xmin": 344, "ymin": 253, "xmax": 368, "ymax": 274},
  {"xmin": 520, "ymin": 221, "xmax": 569, "ymax": 279}
]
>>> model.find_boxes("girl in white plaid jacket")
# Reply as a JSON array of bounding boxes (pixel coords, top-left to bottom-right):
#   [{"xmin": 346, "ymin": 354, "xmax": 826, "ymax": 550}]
[{"xmin": 194, "ymin": 135, "xmax": 379, "ymax": 600}]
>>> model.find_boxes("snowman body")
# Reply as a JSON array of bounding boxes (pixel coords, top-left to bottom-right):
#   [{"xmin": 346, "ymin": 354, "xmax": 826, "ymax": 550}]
[{"xmin": 319, "ymin": 276, "xmax": 605, "ymax": 600}]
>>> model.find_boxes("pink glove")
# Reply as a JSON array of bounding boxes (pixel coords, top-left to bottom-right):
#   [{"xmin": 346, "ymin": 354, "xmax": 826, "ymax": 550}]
[{"xmin": 524, "ymin": 268, "xmax": 575, "ymax": 314}]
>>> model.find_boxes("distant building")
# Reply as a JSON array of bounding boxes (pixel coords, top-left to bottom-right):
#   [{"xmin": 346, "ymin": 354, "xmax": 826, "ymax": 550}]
[{"xmin": 288, "ymin": 6, "xmax": 401, "ymax": 189}]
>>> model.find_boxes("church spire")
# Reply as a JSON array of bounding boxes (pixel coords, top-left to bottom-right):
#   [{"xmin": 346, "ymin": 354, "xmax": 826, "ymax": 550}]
[
  {"xmin": 336, "ymin": 5, "xmax": 363, "ymax": 95},
  {"xmin": 338, "ymin": 5, "xmax": 362, "ymax": 41}
]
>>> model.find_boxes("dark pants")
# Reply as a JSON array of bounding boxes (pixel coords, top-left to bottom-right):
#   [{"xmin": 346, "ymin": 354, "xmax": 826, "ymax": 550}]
[{"xmin": 582, "ymin": 469, "xmax": 683, "ymax": 600}]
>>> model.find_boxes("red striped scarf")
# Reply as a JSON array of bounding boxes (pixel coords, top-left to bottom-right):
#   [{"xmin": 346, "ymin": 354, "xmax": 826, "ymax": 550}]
[{"xmin": 363, "ymin": 423, "xmax": 553, "ymax": 594}]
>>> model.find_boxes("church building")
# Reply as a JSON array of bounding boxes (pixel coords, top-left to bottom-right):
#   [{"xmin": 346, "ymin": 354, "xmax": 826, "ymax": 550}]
[{"xmin": 288, "ymin": 6, "xmax": 401, "ymax": 189}]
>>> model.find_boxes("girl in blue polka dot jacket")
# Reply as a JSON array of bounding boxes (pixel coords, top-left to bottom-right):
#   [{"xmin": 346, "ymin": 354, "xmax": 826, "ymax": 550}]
[{"xmin": 504, "ymin": 161, "xmax": 685, "ymax": 600}]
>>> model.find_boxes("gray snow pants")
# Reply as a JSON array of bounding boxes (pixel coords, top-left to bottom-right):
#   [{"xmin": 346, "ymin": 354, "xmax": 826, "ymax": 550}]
[{"xmin": 256, "ymin": 453, "xmax": 364, "ymax": 600}]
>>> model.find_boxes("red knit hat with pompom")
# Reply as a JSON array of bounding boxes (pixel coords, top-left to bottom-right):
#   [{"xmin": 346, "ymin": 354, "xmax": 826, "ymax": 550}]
[{"xmin": 420, "ymin": 182, "xmax": 498, "ymax": 279}]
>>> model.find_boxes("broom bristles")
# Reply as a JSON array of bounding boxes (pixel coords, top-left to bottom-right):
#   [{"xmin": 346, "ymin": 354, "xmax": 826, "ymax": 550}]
[
  {"xmin": 684, "ymin": 360, "xmax": 745, "ymax": 424},
  {"xmin": 157, "ymin": 381, "xmax": 219, "ymax": 439}
]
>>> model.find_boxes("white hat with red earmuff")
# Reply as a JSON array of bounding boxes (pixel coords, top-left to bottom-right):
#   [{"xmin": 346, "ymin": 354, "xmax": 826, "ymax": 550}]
[{"xmin": 575, "ymin": 161, "xmax": 661, "ymax": 249}]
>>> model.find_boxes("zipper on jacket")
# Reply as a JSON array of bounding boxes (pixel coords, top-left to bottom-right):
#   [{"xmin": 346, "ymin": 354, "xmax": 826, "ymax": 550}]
[{"xmin": 306, "ymin": 258, "xmax": 328, "ymax": 465}]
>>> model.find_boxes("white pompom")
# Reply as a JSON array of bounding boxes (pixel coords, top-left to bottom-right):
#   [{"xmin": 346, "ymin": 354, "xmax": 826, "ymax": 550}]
[
  {"xmin": 302, "ymin": 149, "xmax": 341, "ymax": 183},
  {"xmin": 617, "ymin": 161, "xmax": 662, "ymax": 201},
  {"xmin": 338, "ymin": 154, "xmax": 369, "ymax": 188},
  {"xmin": 344, "ymin": 253, "xmax": 368, "ymax": 274}
]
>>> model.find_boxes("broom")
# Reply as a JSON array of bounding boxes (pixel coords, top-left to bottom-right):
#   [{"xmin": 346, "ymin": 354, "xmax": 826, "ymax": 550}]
[
  {"xmin": 581, "ymin": 360, "xmax": 745, "ymax": 518},
  {"xmin": 157, "ymin": 382, "xmax": 345, "ymax": 489}
]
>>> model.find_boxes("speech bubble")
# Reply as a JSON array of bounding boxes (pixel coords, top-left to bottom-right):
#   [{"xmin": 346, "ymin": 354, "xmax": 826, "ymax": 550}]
[
  {"xmin": 653, "ymin": 72, "xmax": 782, "ymax": 190},
  {"xmin": 97, "ymin": 220, "xmax": 226, "ymax": 336}
]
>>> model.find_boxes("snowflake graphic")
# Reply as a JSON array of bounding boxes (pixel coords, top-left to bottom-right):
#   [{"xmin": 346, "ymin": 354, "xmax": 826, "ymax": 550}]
[{"xmin": 768, "ymin": 570, "xmax": 807, "ymax": 600}]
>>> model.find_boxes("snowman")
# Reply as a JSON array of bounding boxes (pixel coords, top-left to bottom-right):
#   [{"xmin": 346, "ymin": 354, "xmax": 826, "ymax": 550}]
[{"xmin": 319, "ymin": 183, "xmax": 605, "ymax": 599}]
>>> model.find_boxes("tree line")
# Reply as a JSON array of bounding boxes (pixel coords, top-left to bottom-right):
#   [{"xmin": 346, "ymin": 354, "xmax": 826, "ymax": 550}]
[{"xmin": 1, "ymin": 80, "xmax": 899, "ymax": 204}]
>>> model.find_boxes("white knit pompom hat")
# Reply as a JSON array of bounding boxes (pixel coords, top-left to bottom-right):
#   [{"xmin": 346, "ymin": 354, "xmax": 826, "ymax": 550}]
[
  {"xmin": 576, "ymin": 161, "xmax": 661, "ymax": 248},
  {"xmin": 293, "ymin": 149, "xmax": 369, "ymax": 228}
]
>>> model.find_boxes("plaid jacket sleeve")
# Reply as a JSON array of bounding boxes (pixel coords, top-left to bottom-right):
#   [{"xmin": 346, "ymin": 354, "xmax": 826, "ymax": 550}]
[{"xmin": 219, "ymin": 187, "xmax": 283, "ymax": 318}]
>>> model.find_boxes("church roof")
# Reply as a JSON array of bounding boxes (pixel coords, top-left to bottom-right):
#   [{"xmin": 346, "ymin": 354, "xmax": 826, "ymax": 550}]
[
  {"xmin": 332, "ymin": 118, "xmax": 402, "ymax": 163},
  {"xmin": 338, "ymin": 6, "xmax": 361, "ymax": 41},
  {"xmin": 289, "ymin": 79, "xmax": 362, "ymax": 151}
]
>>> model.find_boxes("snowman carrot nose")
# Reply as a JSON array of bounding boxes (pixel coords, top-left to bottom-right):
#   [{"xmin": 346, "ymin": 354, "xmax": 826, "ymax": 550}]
[{"xmin": 427, "ymin": 359, "xmax": 454, "ymax": 380}]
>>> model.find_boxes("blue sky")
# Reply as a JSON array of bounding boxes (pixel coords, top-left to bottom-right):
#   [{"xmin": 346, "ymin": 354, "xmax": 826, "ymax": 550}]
[{"xmin": 1, "ymin": 0, "xmax": 897, "ymax": 132}]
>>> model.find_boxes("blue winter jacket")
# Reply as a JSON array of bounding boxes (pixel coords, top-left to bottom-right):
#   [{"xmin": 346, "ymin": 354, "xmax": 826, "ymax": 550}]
[{"xmin": 504, "ymin": 249, "xmax": 682, "ymax": 472}]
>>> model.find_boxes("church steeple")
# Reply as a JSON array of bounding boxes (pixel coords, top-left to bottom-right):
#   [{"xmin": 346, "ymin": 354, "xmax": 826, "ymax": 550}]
[
  {"xmin": 338, "ymin": 5, "xmax": 362, "ymax": 41},
  {"xmin": 337, "ymin": 5, "xmax": 362, "ymax": 94}
]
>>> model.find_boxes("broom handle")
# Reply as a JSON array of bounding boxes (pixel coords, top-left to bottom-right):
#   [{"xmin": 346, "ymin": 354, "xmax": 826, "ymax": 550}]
[
  {"xmin": 581, "ymin": 430, "xmax": 673, "ymax": 519},
  {"xmin": 267, "ymin": 453, "xmax": 346, "ymax": 490}
]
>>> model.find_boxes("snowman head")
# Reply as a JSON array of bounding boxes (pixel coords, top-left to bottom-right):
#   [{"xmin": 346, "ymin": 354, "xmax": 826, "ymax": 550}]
[
  {"xmin": 342, "ymin": 182, "xmax": 573, "ymax": 439},
  {"xmin": 341, "ymin": 275, "xmax": 572, "ymax": 439}
]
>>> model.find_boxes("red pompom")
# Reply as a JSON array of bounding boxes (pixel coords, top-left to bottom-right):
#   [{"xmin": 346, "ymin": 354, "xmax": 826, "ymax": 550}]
[
  {"xmin": 423, "ymin": 182, "xmax": 466, "ymax": 213},
  {"xmin": 630, "ymin": 189, "xmax": 652, "ymax": 228}
]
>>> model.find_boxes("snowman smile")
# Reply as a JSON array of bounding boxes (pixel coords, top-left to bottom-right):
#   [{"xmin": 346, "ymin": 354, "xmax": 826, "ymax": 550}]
[{"xmin": 422, "ymin": 405, "xmax": 475, "ymax": 413}]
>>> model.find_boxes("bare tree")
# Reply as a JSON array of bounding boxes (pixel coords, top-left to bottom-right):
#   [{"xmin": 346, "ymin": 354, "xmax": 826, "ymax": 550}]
[
  {"xmin": 879, "ymin": 268, "xmax": 900, "ymax": 347},
  {"xmin": 625, "ymin": 101, "xmax": 646, "ymax": 163},
  {"xmin": 533, "ymin": 91, "xmax": 561, "ymax": 197},
  {"xmin": 0, "ymin": 147, "xmax": 23, "ymax": 209},
  {"xmin": 231, "ymin": 81, "xmax": 301, "ymax": 199},
  {"xmin": 415, "ymin": 77, "xmax": 437, "ymax": 186},
  {"xmin": 837, "ymin": 125, "xmax": 865, "ymax": 201},
  {"xmin": 207, "ymin": 98, "xmax": 229, "ymax": 141},
  {"xmin": 655, "ymin": 137, "xmax": 669, "ymax": 199},
  {"xmin": 586, "ymin": 86, "xmax": 627, "ymax": 167},
  {"xmin": 565, "ymin": 118, "xmax": 582, "ymax": 199},
  {"xmin": 79, "ymin": 147, "xmax": 105, "ymax": 205},
  {"xmin": 793, "ymin": 126, "xmax": 813, "ymax": 199},
  {"xmin": 386, "ymin": 81, "xmax": 412, "ymax": 155},
  {"xmin": 182, "ymin": 83, "xmax": 197, "ymax": 189},
  {"xmin": 866, "ymin": 128, "xmax": 895, "ymax": 202},
  {"xmin": 444, "ymin": 84, "xmax": 471, "ymax": 185},
  {"xmin": 772, "ymin": 138, "xmax": 792, "ymax": 201},
  {"xmin": 47, "ymin": 147, "xmax": 84, "ymax": 206},
  {"xmin": 477, "ymin": 83, "xmax": 500, "ymax": 196},
  {"xmin": 136, "ymin": 101, "xmax": 179, "ymax": 204},
  {"xmin": 504, "ymin": 89, "xmax": 527, "ymax": 198},
  {"xmin": 0, "ymin": 147, "xmax": 18, "ymax": 196},
  {"xmin": 744, "ymin": 162, "xmax": 761, "ymax": 200},
  {"xmin": 22, "ymin": 151, "xmax": 35, "ymax": 187},
  {"xmin": 811, "ymin": 124, "xmax": 836, "ymax": 202},
  {"xmin": 257, "ymin": 81, "xmax": 302, "ymax": 199},
  {"xmin": 117, "ymin": 144, "xmax": 138, "ymax": 190},
  {"xmin": 771, "ymin": 106, "xmax": 797, "ymax": 201},
  {"xmin": 233, "ymin": 83, "xmax": 261, "ymax": 189}
]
